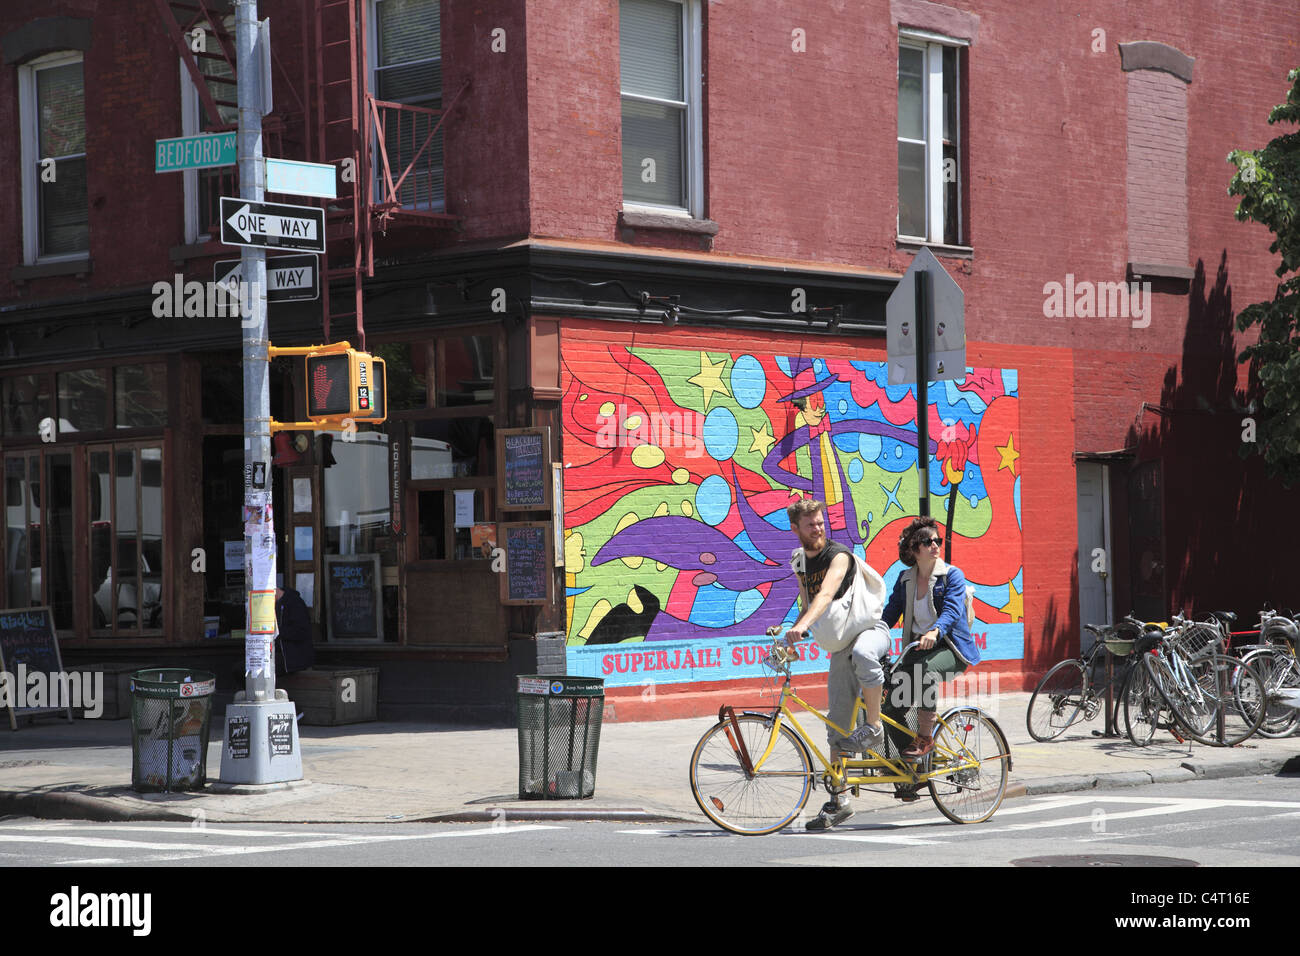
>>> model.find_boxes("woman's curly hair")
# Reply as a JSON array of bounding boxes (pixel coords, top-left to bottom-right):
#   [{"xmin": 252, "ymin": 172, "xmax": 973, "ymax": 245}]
[{"xmin": 897, "ymin": 516, "xmax": 941, "ymax": 567}]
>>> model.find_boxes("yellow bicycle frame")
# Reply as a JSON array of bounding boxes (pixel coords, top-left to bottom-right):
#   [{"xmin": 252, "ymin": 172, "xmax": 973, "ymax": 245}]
[{"xmin": 745, "ymin": 679, "xmax": 986, "ymax": 793}]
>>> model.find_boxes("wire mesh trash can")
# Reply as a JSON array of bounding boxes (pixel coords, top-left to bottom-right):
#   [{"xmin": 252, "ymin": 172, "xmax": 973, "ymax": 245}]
[
  {"xmin": 517, "ymin": 676, "xmax": 604, "ymax": 799},
  {"xmin": 129, "ymin": 669, "xmax": 216, "ymax": 793}
]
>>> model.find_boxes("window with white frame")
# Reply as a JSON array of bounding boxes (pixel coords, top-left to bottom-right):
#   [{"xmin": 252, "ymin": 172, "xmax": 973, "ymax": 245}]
[
  {"xmin": 619, "ymin": 0, "xmax": 702, "ymax": 215},
  {"xmin": 897, "ymin": 35, "xmax": 964, "ymax": 245},
  {"xmin": 371, "ymin": 0, "xmax": 443, "ymax": 210},
  {"xmin": 180, "ymin": 18, "xmax": 239, "ymax": 244},
  {"xmin": 18, "ymin": 52, "xmax": 88, "ymax": 262}
]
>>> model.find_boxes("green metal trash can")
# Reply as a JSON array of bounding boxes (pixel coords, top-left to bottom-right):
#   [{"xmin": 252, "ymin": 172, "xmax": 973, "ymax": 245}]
[
  {"xmin": 129, "ymin": 669, "xmax": 217, "ymax": 793},
  {"xmin": 516, "ymin": 676, "xmax": 604, "ymax": 799}
]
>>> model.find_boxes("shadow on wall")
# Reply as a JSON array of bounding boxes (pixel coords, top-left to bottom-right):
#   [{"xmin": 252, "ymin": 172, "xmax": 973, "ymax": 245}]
[
  {"xmin": 1123, "ymin": 252, "xmax": 1300, "ymax": 623},
  {"xmin": 1023, "ymin": 570, "xmax": 1073, "ymax": 682}
]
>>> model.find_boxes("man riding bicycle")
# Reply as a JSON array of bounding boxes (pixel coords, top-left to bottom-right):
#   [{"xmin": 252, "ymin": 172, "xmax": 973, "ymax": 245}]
[{"xmin": 783, "ymin": 498, "xmax": 889, "ymax": 831}]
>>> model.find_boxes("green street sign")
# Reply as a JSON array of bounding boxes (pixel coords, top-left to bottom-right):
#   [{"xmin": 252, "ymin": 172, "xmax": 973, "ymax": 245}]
[{"xmin": 155, "ymin": 131, "xmax": 237, "ymax": 173}]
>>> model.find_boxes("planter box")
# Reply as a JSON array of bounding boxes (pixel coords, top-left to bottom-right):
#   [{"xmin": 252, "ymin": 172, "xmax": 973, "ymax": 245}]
[{"xmin": 280, "ymin": 667, "xmax": 379, "ymax": 726}]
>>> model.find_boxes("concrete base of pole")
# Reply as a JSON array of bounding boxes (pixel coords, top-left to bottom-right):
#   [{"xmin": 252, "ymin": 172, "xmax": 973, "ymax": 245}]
[{"xmin": 217, "ymin": 699, "xmax": 304, "ymax": 785}]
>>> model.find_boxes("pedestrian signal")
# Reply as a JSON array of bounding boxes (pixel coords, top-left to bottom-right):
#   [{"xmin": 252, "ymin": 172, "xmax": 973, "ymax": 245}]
[{"xmin": 304, "ymin": 348, "xmax": 386, "ymax": 423}]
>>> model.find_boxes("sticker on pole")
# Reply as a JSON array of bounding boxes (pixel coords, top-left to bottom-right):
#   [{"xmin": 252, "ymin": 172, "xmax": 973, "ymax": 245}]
[{"xmin": 518, "ymin": 677, "xmax": 550, "ymax": 695}]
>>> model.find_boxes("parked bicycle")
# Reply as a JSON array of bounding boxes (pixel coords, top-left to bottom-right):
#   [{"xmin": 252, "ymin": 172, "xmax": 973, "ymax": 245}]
[
  {"xmin": 1026, "ymin": 616, "xmax": 1167, "ymax": 744},
  {"xmin": 1236, "ymin": 609, "xmax": 1300, "ymax": 738},
  {"xmin": 688, "ymin": 637, "xmax": 1012, "ymax": 835},
  {"xmin": 1140, "ymin": 612, "xmax": 1267, "ymax": 746}
]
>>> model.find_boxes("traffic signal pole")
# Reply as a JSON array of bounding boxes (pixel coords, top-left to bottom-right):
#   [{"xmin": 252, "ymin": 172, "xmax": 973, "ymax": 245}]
[{"xmin": 218, "ymin": 0, "xmax": 302, "ymax": 786}]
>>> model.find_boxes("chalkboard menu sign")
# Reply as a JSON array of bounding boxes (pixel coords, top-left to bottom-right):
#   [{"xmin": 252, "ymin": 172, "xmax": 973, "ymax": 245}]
[
  {"xmin": 498, "ymin": 427, "xmax": 551, "ymax": 511},
  {"xmin": 500, "ymin": 523, "xmax": 553, "ymax": 605},
  {"xmin": 324, "ymin": 554, "xmax": 383, "ymax": 641},
  {"xmin": 0, "ymin": 606, "xmax": 72, "ymax": 730}
]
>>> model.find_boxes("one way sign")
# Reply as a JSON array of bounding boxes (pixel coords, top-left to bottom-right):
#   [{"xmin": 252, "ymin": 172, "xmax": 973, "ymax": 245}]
[
  {"xmin": 220, "ymin": 197, "xmax": 326, "ymax": 253},
  {"xmin": 215, "ymin": 254, "xmax": 320, "ymax": 303}
]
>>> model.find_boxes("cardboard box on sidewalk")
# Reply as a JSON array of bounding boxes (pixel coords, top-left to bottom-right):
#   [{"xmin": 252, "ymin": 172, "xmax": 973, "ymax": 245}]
[{"xmin": 280, "ymin": 667, "xmax": 379, "ymax": 725}]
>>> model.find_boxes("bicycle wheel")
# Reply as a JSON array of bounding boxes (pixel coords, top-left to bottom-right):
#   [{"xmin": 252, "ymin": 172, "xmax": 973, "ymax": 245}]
[
  {"xmin": 1121, "ymin": 661, "xmax": 1158, "ymax": 746},
  {"xmin": 1143, "ymin": 651, "xmax": 1216, "ymax": 741},
  {"xmin": 689, "ymin": 714, "xmax": 813, "ymax": 835},
  {"xmin": 1241, "ymin": 647, "xmax": 1300, "ymax": 738},
  {"xmin": 928, "ymin": 707, "xmax": 1010, "ymax": 824},
  {"xmin": 1181, "ymin": 654, "xmax": 1266, "ymax": 746},
  {"xmin": 1026, "ymin": 659, "xmax": 1092, "ymax": 741}
]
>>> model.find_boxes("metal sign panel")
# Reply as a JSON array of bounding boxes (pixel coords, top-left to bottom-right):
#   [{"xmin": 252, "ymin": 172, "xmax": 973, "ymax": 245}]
[
  {"xmin": 155, "ymin": 131, "xmax": 237, "ymax": 172},
  {"xmin": 219, "ymin": 197, "xmax": 325, "ymax": 253},
  {"xmin": 885, "ymin": 246, "xmax": 967, "ymax": 385},
  {"xmin": 265, "ymin": 157, "xmax": 337, "ymax": 198},
  {"xmin": 214, "ymin": 254, "xmax": 320, "ymax": 302}
]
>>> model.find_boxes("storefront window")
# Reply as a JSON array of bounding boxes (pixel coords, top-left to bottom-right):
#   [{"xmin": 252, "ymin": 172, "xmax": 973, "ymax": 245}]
[
  {"xmin": 437, "ymin": 335, "xmax": 494, "ymax": 406},
  {"xmin": 409, "ymin": 417, "xmax": 494, "ymax": 478},
  {"xmin": 58, "ymin": 368, "xmax": 108, "ymax": 433},
  {"xmin": 116, "ymin": 364, "xmax": 168, "ymax": 428},
  {"xmin": 374, "ymin": 342, "xmax": 429, "ymax": 411},
  {"xmin": 320, "ymin": 431, "xmax": 392, "ymax": 557},
  {"xmin": 2, "ymin": 374, "xmax": 52, "ymax": 437},
  {"xmin": 90, "ymin": 444, "xmax": 164, "ymax": 633},
  {"xmin": 3, "ymin": 451, "xmax": 74, "ymax": 628}
]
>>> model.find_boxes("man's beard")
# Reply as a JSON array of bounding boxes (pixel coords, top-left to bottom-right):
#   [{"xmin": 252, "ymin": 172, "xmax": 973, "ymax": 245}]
[{"xmin": 798, "ymin": 528, "xmax": 825, "ymax": 552}]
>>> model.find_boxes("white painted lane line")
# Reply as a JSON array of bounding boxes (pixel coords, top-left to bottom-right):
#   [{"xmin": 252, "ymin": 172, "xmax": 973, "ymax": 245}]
[
  {"xmin": 52, "ymin": 858, "xmax": 123, "ymax": 866},
  {"xmin": 0, "ymin": 824, "xmax": 566, "ymax": 860},
  {"xmin": 0, "ymin": 824, "xmax": 350, "ymax": 839},
  {"xmin": 784, "ymin": 832, "xmax": 946, "ymax": 846},
  {"xmin": 968, "ymin": 802, "xmax": 1219, "ymax": 836}
]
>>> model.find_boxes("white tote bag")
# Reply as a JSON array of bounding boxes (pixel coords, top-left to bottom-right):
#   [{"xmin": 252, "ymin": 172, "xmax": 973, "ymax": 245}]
[{"xmin": 794, "ymin": 548, "xmax": 888, "ymax": 653}]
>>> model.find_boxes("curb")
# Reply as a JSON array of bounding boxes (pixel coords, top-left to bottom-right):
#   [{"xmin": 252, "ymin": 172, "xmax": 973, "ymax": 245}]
[
  {"xmin": 418, "ymin": 807, "xmax": 694, "ymax": 824},
  {"xmin": 0, "ymin": 790, "xmax": 196, "ymax": 824},
  {"xmin": 1016, "ymin": 755, "xmax": 1292, "ymax": 796}
]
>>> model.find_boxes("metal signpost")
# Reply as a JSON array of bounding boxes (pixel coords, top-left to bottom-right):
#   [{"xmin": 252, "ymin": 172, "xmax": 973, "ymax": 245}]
[
  {"xmin": 217, "ymin": 0, "xmax": 302, "ymax": 787},
  {"xmin": 885, "ymin": 247, "xmax": 966, "ymax": 520}
]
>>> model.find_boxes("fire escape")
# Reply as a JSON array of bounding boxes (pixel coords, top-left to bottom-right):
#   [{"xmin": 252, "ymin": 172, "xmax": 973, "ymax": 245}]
[{"xmin": 150, "ymin": 0, "xmax": 469, "ymax": 348}]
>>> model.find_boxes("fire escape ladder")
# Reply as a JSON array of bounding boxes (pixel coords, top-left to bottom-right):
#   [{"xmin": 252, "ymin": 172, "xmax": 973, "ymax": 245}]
[
  {"xmin": 313, "ymin": 0, "xmax": 371, "ymax": 348},
  {"xmin": 150, "ymin": 0, "xmax": 240, "ymax": 132}
]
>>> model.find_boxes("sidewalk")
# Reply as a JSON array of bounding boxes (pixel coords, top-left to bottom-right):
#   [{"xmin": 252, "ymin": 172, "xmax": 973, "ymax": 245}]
[{"xmin": 1, "ymin": 691, "xmax": 1295, "ymax": 826}]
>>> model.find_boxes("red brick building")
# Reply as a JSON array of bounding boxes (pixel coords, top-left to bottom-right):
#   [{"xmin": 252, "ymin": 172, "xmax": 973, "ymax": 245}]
[{"xmin": 1, "ymin": 0, "xmax": 1295, "ymax": 721}]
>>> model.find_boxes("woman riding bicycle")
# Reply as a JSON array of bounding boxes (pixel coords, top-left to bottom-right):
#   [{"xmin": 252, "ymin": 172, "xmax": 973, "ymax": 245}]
[{"xmin": 879, "ymin": 517, "xmax": 980, "ymax": 764}]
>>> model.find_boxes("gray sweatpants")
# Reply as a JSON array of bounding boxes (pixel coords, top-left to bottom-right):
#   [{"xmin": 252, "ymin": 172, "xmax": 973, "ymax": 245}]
[{"xmin": 825, "ymin": 623, "xmax": 891, "ymax": 757}]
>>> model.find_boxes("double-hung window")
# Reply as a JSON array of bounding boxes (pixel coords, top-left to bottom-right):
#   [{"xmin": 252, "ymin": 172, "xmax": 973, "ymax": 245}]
[
  {"xmin": 619, "ymin": 0, "xmax": 702, "ymax": 216},
  {"xmin": 18, "ymin": 52, "xmax": 88, "ymax": 262},
  {"xmin": 898, "ymin": 34, "xmax": 964, "ymax": 245},
  {"xmin": 371, "ymin": 0, "xmax": 444, "ymax": 210}
]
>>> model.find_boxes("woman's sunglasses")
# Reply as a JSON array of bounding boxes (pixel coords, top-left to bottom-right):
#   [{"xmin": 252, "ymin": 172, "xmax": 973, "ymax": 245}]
[{"xmin": 917, "ymin": 536, "xmax": 944, "ymax": 548}]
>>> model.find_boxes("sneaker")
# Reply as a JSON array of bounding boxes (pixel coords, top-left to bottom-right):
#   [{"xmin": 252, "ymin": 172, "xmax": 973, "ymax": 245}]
[
  {"xmin": 805, "ymin": 800, "xmax": 854, "ymax": 831},
  {"xmin": 845, "ymin": 721, "xmax": 886, "ymax": 754}
]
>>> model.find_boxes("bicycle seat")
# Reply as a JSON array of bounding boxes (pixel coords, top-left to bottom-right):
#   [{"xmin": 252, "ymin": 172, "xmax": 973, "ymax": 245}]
[{"xmin": 1209, "ymin": 610, "xmax": 1237, "ymax": 624}]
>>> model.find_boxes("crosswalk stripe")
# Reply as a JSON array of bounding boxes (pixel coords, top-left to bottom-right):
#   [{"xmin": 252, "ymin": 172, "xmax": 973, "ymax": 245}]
[{"xmin": 0, "ymin": 824, "xmax": 566, "ymax": 862}]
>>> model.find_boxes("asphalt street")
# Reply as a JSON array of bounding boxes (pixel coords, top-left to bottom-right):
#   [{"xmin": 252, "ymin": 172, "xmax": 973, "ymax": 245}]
[{"xmin": 4, "ymin": 775, "xmax": 1296, "ymax": 868}]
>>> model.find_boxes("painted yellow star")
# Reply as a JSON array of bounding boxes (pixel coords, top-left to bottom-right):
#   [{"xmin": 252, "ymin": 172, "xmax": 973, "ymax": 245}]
[
  {"xmin": 995, "ymin": 433, "xmax": 1020, "ymax": 474},
  {"xmin": 749, "ymin": 421, "xmax": 775, "ymax": 457},
  {"xmin": 1001, "ymin": 581, "xmax": 1023, "ymax": 623},
  {"xmin": 687, "ymin": 352, "xmax": 731, "ymax": 411}
]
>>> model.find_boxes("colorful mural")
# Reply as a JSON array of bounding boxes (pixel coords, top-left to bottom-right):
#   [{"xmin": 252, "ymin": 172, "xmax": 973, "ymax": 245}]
[{"xmin": 561, "ymin": 344, "xmax": 1024, "ymax": 687}]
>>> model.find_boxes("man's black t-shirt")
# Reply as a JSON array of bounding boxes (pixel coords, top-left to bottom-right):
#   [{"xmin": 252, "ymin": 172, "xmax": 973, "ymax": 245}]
[{"xmin": 797, "ymin": 540, "xmax": 853, "ymax": 602}]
